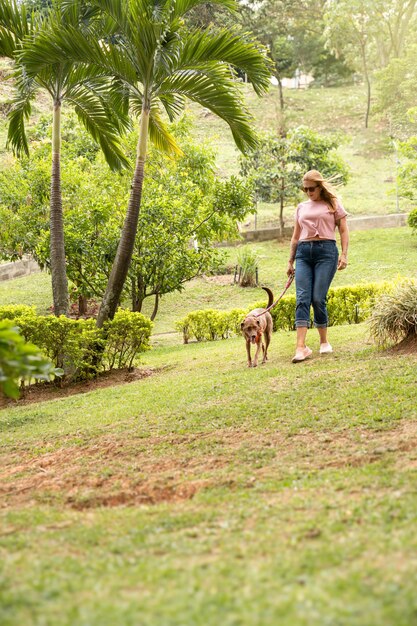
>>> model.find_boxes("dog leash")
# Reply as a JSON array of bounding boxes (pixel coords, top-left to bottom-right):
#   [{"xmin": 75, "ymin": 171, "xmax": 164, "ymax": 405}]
[{"xmin": 254, "ymin": 273, "xmax": 295, "ymax": 317}]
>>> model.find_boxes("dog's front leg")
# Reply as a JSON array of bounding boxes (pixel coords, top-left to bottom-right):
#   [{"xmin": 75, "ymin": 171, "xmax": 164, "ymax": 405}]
[
  {"xmin": 252, "ymin": 338, "xmax": 262, "ymax": 367},
  {"xmin": 262, "ymin": 333, "xmax": 270, "ymax": 363},
  {"xmin": 246, "ymin": 340, "xmax": 252, "ymax": 367}
]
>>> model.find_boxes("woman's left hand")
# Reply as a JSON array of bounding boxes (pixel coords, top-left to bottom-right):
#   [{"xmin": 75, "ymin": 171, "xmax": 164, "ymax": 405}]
[{"xmin": 337, "ymin": 254, "xmax": 348, "ymax": 271}]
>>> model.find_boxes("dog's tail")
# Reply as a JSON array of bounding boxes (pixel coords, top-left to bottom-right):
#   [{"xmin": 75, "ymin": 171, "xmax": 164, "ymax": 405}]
[{"xmin": 262, "ymin": 287, "xmax": 274, "ymax": 309}]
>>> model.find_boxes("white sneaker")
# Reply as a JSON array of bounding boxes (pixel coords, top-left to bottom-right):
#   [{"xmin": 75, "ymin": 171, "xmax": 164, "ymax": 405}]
[
  {"xmin": 291, "ymin": 347, "xmax": 313, "ymax": 363},
  {"xmin": 319, "ymin": 343, "xmax": 333, "ymax": 354}
]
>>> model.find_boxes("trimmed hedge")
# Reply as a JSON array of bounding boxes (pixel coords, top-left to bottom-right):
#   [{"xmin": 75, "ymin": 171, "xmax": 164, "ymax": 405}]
[
  {"xmin": 0, "ymin": 307, "xmax": 153, "ymax": 382},
  {"xmin": 176, "ymin": 308, "xmax": 246, "ymax": 344},
  {"xmin": 176, "ymin": 282, "xmax": 391, "ymax": 343}
]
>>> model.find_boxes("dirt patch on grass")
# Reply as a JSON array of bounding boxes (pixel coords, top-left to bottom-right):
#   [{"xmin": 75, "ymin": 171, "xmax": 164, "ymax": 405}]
[
  {"xmin": 203, "ymin": 274, "xmax": 235, "ymax": 286},
  {"xmin": 386, "ymin": 335, "xmax": 417, "ymax": 355},
  {"xmin": 1, "ymin": 421, "xmax": 417, "ymax": 510},
  {"xmin": 1, "ymin": 367, "xmax": 156, "ymax": 409}
]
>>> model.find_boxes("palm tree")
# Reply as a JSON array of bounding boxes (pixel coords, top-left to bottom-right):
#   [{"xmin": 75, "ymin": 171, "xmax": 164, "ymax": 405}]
[
  {"xmin": 21, "ymin": 0, "xmax": 272, "ymax": 326},
  {"xmin": 0, "ymin": 0, "xmax": 129, "ymax": 315}
]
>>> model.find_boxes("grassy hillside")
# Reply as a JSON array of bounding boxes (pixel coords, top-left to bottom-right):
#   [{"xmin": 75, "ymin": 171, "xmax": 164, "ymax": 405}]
[
  {"xmin": 1, "ymin": 323, "xmax": 417, "ymax": 625},
  {"xmin": 1, "ymin": 56, "xmax": 417, "ymax": 626}
]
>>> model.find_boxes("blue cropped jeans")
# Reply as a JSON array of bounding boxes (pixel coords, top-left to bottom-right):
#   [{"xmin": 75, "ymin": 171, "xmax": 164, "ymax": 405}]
[{"xmin": 295, "ymin": 240, "xmax": 338, "ymax": 328}]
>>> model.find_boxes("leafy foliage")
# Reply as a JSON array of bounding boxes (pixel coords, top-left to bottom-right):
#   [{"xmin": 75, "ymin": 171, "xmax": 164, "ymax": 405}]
[
  {"xmin": 408, "ymin": 208, "xmax": 417, "ymax": 234},
  {"xmin": 0, "ymin": 320, "xmax": 58, "ymax": 398},
  {"xmin": 103, "ymin": 309, "xmax": 153, "ymax": 370},
  {"xmin": 176, "ymin": 308, "xmax": 246, "ymax": 343},
  {"xmin": 236, "ymin": 247, "xmax": 259, "ymax": 287},
  {"xmin": 397, "ymin": 133, "xmax": 417, "ymax": 206},
  {"xmin": 0, "ymin": 118, "xmax": 254, "ymax": 316},
  {"xmin": 376, "ymin": 44, "xmax": 417, "ymax": 139},
  {"xmin": 0, "ymin": 306, "xmax": 152, "ymax": 382}
]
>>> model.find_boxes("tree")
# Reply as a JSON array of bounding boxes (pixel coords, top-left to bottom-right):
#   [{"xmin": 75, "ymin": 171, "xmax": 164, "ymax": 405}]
[
  {"xmin": 240, "ymin": 126, "xmax": 350, "ymax": 232},
  {"xmin": 129, "ymin": 166, "xmax": 253, "ymax": 318},
  {"xmin": 240, "ymin": 0, "xmax": 298, "ymax": 113},
  {"xmin": 324, "ymin": 0, "xmax": 417, "ymax": 128},
  {"xmin": 375, "ymin": 44, "xmax": 417, "ymax": 139},
  {"xmin": 397, "ymin": 125, "xmax": 417, "ymax": 205},
  {"xmin": 0, "ymin": 0, "xmax": 129, "ymax": 315},
  {"xmin": 324, "ymin": 0, "xmax": 376, "ymax": 128},
  {"xmin": 21, "ymin": 0, "xmax": 272, "ymax": 327},
  {"xmin": 239, "ymin": 0, "xmax": 353, "ymax": 117}
]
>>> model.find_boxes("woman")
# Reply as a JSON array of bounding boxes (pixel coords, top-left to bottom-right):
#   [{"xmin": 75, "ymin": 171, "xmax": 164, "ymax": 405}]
[{"xmin": 287, "ymin": 170, "xmax": 349, "ymax": 363}]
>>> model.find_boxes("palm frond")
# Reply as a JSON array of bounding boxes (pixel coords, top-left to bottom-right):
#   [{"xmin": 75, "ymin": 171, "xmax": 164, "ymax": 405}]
[
  {"xmin": 159, "ymin": 93, "xmax": 186, "ymax": 121},
  {"xmin": 67, "ymin": 87, "xmax": 131, "ymax": 171},
  {"xmin": 0, "ymin": 0, "xmax": 32, "ymax": 57},
  {"xmin": 177, "ymin": 28, "xmax": 272, "ymax": 96},
  {"xmin": 171, "ymin": 0, "xmax": 237, "ymax": 19},
  {"xmin": 6, "ymin": 85, "xmax": 35, "ymax": 157},
  {"xmin": 19, "ymin": 24, "xmax": 138, "ymax": 86},
  {"xmin": 149, "ymin": 104, "xmax": 182, "ymax": 156},
  {"xmin": 159, "ymin": 69, "xmax": 258, "ymax": 152}
]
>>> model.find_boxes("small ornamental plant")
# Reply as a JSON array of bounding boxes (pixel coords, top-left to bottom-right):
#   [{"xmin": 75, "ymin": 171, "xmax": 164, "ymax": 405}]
[{"xmin": 369, "ymin": 280, "xmax": 417, "ymax": 346}]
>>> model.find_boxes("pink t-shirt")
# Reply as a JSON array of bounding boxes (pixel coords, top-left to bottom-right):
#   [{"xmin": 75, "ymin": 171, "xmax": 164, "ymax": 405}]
[{"xmin": 295, "ymin": 199, "xmax": 347, "ymax": 241}]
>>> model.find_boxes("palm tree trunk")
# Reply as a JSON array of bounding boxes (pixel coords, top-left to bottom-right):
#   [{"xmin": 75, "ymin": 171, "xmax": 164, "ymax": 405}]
[
  {"xmin": 50, "ymin": 100, "xmax": 69, "ymax": 316},
  {"xmin": 96, "ymin": 108, "xmax": 150, "ymax": 328}
]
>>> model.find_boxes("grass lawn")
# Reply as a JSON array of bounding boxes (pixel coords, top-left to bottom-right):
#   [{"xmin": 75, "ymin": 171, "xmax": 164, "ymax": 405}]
[{"xmin": 1, "ymin": 323, "xmax": 417, "ymax": 625}]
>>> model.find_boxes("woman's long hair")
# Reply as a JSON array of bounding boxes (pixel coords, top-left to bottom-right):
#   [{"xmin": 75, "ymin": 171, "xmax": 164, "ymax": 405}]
[{"xmin": 303, "ymin": 170, "xmax": 340, "ymax": 213}]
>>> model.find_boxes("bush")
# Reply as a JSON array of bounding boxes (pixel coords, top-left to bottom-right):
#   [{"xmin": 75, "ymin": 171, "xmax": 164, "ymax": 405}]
[
  {"xmin": 237, "ymin": 247, "xmax": 258, "ymax": 287},
  {"xmin": 16, "ymin": 314, "xmax": 104, "ymax": 381},
  {"xmin": 103, "ymin": 309, "xmax": 153, "ymax": 370},
  {"xmin": 0, "ymin": 305, "xmax": 37, "ymax": 321},
  {"xmin": 369, "ymin": 280, "xmax": 417, "ymax": 346},
  {"xmin": 176, "ymin": 308, "xmax": 246, "ymax": 343},
  {"xmin": 0, "ymin": 306, "xmax": 153, "ymax": 382},
  {"xmin": 408, "ymin": 208, "xmax": 417, "ymax": 234}
]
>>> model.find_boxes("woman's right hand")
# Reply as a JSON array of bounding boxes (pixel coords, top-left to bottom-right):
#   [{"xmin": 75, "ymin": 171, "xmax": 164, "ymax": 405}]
[{"xmin": 287, "ymin": 261, "xmax": 295, "ymax": 277}]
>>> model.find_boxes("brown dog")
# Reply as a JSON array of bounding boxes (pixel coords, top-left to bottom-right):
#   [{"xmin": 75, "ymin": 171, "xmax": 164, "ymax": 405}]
[{"xmin": 240, "ymin": 287, "xmax": 274, "ymax": 368}]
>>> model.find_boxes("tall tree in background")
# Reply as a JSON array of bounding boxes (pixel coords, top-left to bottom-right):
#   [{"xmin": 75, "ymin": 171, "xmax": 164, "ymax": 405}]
[
  {"xmin": 240, "ymin": 0, "xmax": 352, "ymax": 119},
  {"xmin": 324, "ymin": 0, "xmax": 376, "ymax": 128},
  {"xmin": 324, "ymin": 0, "xmax": 417, "ymax": 128},
  {"xmin": 23, "ymin": 0, "xmax": 272, "ymax": 327},
  {"xmin": 0, "ymin": 0, "xmax": 129, "ymax": 316}
]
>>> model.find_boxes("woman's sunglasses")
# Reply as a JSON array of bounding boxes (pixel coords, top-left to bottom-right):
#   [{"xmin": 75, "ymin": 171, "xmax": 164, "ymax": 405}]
[{"xmin": 303, "ymin": 185, "xmax": 319, "ymax": 193}]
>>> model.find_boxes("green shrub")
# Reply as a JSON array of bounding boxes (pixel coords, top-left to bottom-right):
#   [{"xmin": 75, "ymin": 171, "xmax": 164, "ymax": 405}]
[
  {"xmin": 176, "ymin": 308, "xmax": 247, "ymax": 343},
  {"xmin": 369, "ymin": 279, "xmax": 417, "ymax": 346},
  {"xmin": 0, "ymin": 305, "xmax": 37, "ymax": 321},
  {"xmin": 16, "ymin": 315, "xmax": 104, "ymax": 381},
  {"xmin": 103, "ymin": 309, "xmax": 153, "ymax": 370},
  {"xmin": 0, "ymin": 306, "xmax": 153, "ymax": 382},
  {"xmin": 326, "ymin": 283, "xmax": 390, "ymax": 326},
  {"xmin": 237, "ymin": 247, "xmax": 259, "ymax": 287},
  {"xmin": 408, "ymin": 208, "xmax": 417, "ymax": 234}
]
